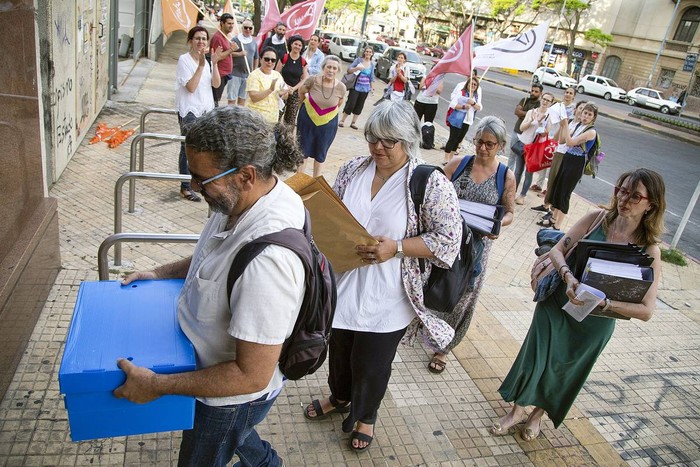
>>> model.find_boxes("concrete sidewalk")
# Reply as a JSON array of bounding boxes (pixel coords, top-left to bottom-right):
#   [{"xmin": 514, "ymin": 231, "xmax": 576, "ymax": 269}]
[{"xmin": 0, "ymin": 33, "xmax": 698, "ymax": 466}]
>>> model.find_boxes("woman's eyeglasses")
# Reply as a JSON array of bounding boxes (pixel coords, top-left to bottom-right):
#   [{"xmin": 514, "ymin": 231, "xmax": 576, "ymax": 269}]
[
  {"xmin": 614, "ymin": 186, "xmax": 649, "ymax": 204},
  {"xmin": 473, "ymin": 139, "xmax": 499, "ymax": 150},
  {"xmin": 262, "ymin": 56, "xmax": 276, "ymax": 63},
  {"xmin": 541, "ymin": 98, "xmax": 553, "ymax": 104},
  {"xmin": 365, "ymin": 134, "xmax": 398, "ymax": 149}
]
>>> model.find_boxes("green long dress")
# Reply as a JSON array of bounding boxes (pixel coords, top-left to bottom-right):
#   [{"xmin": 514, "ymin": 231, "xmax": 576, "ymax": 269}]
[{"xmin": 498, "ymin": 226, "xmax": 616, "ymax": 428}]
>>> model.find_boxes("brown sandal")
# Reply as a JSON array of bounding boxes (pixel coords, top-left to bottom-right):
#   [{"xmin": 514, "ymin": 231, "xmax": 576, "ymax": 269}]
[{"xmin": 428, "ymin": 355, "xmax": 447, "ymax": 374}]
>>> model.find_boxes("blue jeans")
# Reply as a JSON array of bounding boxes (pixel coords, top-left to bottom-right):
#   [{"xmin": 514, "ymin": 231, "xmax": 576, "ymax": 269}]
[
  {"xmin": 178, "ymin": 395, "xmax": 281, "ymax": 467},
  {"xmin": 178, "ymin": 112, "xmax": 197, "ymax": 191}
]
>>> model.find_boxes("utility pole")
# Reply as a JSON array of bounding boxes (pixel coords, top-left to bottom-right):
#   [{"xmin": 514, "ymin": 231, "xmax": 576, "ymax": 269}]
[{"xmin": 647, "ymin": 0, "xmax": 681, "ymax": 87}]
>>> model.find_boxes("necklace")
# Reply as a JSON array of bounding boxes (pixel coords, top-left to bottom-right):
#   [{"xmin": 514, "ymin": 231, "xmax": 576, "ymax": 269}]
[
  {"xmin": 321, "ymin": 78, "xmax": 333, "ymax": 99},
  {"xmin": 375, "ymin": 173, "xmax": 388, "ymax": 183}
]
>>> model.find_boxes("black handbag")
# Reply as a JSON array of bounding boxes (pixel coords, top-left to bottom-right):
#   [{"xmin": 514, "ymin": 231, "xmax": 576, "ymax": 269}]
[{"xmin": 409, "ymin": 165, "xmax": 475, "ymax": 314}]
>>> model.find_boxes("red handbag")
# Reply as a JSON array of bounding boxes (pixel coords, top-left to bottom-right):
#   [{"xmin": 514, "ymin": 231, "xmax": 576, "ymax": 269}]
[{"xmin": 524, "ymin": 135, "xmax": 557, "ymax": 173}]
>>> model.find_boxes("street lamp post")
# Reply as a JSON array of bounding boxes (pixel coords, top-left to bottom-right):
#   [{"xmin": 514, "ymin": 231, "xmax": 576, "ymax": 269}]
[{"xmin": 647, "ymin": 0, "xmax": 681, "ymax": 87}]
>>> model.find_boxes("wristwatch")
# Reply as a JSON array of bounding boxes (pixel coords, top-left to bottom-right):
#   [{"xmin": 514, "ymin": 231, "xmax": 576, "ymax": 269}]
[{"xmin": 394, "ymin": 240, "xmax": 404, "ymax": 259}]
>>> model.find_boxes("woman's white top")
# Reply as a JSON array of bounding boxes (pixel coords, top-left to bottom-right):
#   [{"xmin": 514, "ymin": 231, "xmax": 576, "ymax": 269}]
[
  {"xmin": 176, "ymin": 52, "xmax": 215, "ymax": 118},
  {"xmin": 333, "ymin": 161, "xmax": 416, "ymax": 333},
  {"xmin": 449, "ymin": 81, "xmax": 481, "ymax": 125}
]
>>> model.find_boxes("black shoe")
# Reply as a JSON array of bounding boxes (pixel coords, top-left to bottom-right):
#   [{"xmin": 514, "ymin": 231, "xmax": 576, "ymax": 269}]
[
  {"xmin": 541, "ymin": 212, "xmax": 553, "ymax": 220},
  {"xmin": 530, "ymin": 204, "xmax": 549, "ymax": 212}
]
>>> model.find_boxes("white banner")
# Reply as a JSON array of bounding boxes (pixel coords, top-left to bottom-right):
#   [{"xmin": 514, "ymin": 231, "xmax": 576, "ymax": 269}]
[{"xmin": 472, "ymin": 22, "xmax": 550, "ymax": 72}]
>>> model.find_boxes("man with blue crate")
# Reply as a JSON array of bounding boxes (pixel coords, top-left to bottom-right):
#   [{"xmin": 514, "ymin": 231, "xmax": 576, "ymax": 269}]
[{"xmin": 115, "ymin": 106, "xmax": 306, "ymax": 467}]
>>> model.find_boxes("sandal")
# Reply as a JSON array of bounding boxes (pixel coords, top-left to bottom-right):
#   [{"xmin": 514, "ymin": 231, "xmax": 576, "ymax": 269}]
[
  {"xmin": 349, "ymin": 429, "xmax": 374, "ymax": 452},
  {"xmin": 304, "ymin": 395, "xmax": 350, "ymax": 421},
  {"xmin": 180, "ymin": 189, "xmax": 201, "ymax": 202},
  {"xmin": 489, "ymin": 414, "xmax": 525, "ymax": 436},
  {"xmin": 536, "ymin": 218, "xmax": 555, "ymax": 228},
  {"xmin": 428, "ymin": 354, "xmax": 447, "ymax": 374},
  {"xmin": 338, "ymin": 122, "xmax": 345, "ymax": 127},
  {"xmin": 350, "ymin": 123, "xmax": 359, "ymax": 130}
]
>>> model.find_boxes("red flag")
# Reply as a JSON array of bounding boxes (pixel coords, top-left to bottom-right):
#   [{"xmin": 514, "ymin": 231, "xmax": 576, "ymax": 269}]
[
  {"xmin": 281, "ymin": 0, "xmax": 326, "ymax": 40},
  {"xmin": 258, "ymin": 0, "xmax": 282, "ymax": 49},
  {"xmin": 424, "ymin": 24, "xmax": 473, "ymax": 94}
]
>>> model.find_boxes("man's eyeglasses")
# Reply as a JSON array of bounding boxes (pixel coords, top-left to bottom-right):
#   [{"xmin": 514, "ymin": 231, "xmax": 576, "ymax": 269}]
[
  {"xmin": 473, "ymin": 139, "xmax": 499, "ymax": 150},
  {"xmin": 192, "ymin": 167, "xmax": 239, "ymax": 190},
  {"xmin": 243, "ymin": 26, "xmax": 253, "ymax": 30},
  {"xmin": 262, "ymin": 56, "xmax": 276, "ymax": 63},
  {"xmin": 614, "ymin": 186, "xmax": 649, "ymax": 204},
  {"xmin": 365, "ymin": 134, "xmax": 398, "ymax": 149}
]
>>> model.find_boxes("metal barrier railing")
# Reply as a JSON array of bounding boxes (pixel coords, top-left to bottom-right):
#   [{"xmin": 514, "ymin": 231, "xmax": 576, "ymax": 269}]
[
  {"xmin": 129, "ymin": 133, "xmax": 185, "ymax": 212},
  {"xmin": 114, "ymin": 171, "xmax": 192, "ymax": 266},
  {"xmin": 139, "ymin": 108, "xmax": 179, "ymax": 138},
  {"xmin": 97, "ymin": 233, "xmax": 199, "ymax": 280}
]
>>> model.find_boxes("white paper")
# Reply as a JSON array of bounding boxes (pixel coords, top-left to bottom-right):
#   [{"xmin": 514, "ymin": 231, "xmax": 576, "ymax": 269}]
[
  {"xmin": 459, "ymin": 199, "xmax": 498, "ymax": 218},
  {"xmin": 562, "ymin": 284, "xmax": 606, "ymax": 322},
  {"xmin": 460, "ymin": 212, "xmax": 496, "ymax": 233},
  {"xmin": 585, "ymin": 258, "xmax": 643, "ymax": 280}
]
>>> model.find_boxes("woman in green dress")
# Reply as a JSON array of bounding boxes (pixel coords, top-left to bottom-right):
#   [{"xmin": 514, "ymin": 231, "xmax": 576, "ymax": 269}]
[{"xmin": 491, "ymin": 168, "xmax": 666, "ymax": 441}]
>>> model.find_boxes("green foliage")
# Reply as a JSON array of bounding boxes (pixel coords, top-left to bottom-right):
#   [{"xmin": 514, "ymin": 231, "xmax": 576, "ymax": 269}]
[
  {"xmin": 585, "ymin": 27, "xmax": 613, "ymax": 49},
  {"xmin": 661, "ymin": 248, "xmax": 688, "ymax": 266},
  {"xmin": 325, "ymin": 0, "xmax": 366, "ymax": 15}
]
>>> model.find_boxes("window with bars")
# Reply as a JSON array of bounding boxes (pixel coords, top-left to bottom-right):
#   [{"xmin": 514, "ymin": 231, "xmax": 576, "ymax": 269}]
[
  {"xmin": 674, "ymin": 6, "xmax": 700, "ymax": 43},
  {"xmin": 657, "ymin": 69, "xmax": 675, "ymax": 89}
]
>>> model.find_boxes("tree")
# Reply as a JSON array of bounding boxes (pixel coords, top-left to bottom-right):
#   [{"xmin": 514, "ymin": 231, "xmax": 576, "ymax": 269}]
[
  {"xmin": 405, "ymin": 0, "xmax": 432, "ymax": 42},
  {"xmin": 490, "ymin": 0, "xmax": 530, "ymax": 38},
  {"xmin": 585, "ymin": 27, "xmax": 613, "ymax": 50},
  {"xmin": 541, "ymin": 0, "xmax": 594, "ymax": 74}
]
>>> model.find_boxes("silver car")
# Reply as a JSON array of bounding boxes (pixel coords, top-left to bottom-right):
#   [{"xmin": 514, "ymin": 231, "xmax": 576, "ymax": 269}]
[
  {"xmin": 627, "ymin": 87, "xmax": 681, "ymax": 114},
  {"xmin": 374, "ymin": 47, "xmax": 426, "ymax": 86}
]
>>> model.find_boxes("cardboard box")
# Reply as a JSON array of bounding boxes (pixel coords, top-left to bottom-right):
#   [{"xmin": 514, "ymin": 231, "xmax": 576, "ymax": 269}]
[{"xmin": 59, "ymin": 279, "xmax": 195, "ymax": 441}]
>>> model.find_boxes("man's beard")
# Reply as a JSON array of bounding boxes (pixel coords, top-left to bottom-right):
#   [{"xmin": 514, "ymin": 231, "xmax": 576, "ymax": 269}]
[
  {"xmin": 276, "ymin": 32, "xmax": 285, "ymax": 38},
  {"xmin": 204, "ymin": 186, "xmax": 240, "ymax": 215}
]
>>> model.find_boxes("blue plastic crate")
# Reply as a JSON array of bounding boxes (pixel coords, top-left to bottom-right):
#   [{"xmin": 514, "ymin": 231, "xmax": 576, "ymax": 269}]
[{"xmin": 59, "ymin": 279, "xmax": 195, "ymax": 441}]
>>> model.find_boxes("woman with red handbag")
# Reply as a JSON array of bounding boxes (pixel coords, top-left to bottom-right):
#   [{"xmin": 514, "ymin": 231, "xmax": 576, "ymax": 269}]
[
  {"xmin": 541, "ymin": 103, "xmax": 598, "ymax": 229},
  {"xmin": 515, "ymin": 92, "xmax": 554, "ymax": 204}
]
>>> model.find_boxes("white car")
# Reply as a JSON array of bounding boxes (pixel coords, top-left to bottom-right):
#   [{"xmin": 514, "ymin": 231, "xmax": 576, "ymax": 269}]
[
  {"xmin": 533, "ymin": 67, "xmax": 577, "ymax": 89},
  {"xmin": 577, "ymin": 74, "xmax": 627, "ymax": 101},
  {"xmin": 361, "ymin": 40, "xmax": 388, "ymax": 62},
  {"xmin": 626, "ymin": 87, "xmax": 681, "ymax": 114},
  {"xmin": 328, "ymin": 35, "xmax": 362, "ymax": 62},
  {"xmin": 398, "ymin": 38, "xmax": 417, "ymax": 51}
]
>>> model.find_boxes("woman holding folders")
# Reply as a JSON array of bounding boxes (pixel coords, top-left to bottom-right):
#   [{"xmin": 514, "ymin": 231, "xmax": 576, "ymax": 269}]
[
  {"xmin": 443, "ymin": 77, "xmax": 482, "ymax": 165},
  {"xmin": 303, "ymin": 101, "xmax": 462, "ymax": 452},
  {"xmin": 427, "ymin": 116, "xmax": 516, "ymax": 374},
  {"xmin": 491, "ymin": 168, "xmax": 665, "ymax": 441}
]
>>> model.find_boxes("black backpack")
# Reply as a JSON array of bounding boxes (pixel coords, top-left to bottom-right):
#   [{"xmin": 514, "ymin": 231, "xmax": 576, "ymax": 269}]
[
  {"xmin": 409, "ymin": 165, "xmax": 475, "ymax": 314},
  {"xmin": 420, "ymin": 123, "xmax": 435, "ymax": 150},
  {"xmin": 227, "ymin": 210, "xmax": 337, "ymax": 380}
]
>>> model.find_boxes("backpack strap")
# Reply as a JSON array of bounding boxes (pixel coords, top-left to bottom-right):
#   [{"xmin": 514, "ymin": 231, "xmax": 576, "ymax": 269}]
[
  {"xmin": 282, "ymin": 53, "xmax": 289, "ymax": 65},
  {"xmin": 409, "ymin": 165, "xmax": 445, "ymax": 273},
  {"xmin": 450, "ymin": 156, "xmax": 474, "ymax": 182}
]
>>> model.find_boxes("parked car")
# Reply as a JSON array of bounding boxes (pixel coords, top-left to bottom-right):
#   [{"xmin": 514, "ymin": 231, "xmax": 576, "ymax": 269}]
[
  {"xmin": 626, "ymin": 87, "xmax": 681, "ymax": 114},
  {"xmin": 398, "ymin": 38, "xmax": 417, "ymax": 50},
  {"xmin": 329, "ymin": 35, "xmax": 362, "ymax": 61},
  {"xmin": 361, "ymin": 40, "xmax": 388, "ymax": 62},
  {"xmin": 416, "ymin": 43, "xmax": 431, "ymax": 55},
  {"xmin": 374, "ymin": 47, "xmax": 427, "ymax": 86},
  {"xmin": 577, "ymin": 74, "xmax": 627, "ymax": 101},
  {"xmin": 429, "ymin": 46, "xmax": 446, "ymax": 58},
  {"xmin": 533, "ymin": 67, "xmax": 577, "ymax": 88},
  {"xmin": 319, "ymin": 32, "xmax": 335, "ymax": 54}
]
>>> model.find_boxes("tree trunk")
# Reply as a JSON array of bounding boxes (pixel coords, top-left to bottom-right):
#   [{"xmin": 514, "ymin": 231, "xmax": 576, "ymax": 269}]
[
  {"xmin": 253, "ymin": 0, "xmax": 262, "ymax": 33},
  {"xmin": 567, "ymin": 12, "xmax": 581, "ymax": 75}
]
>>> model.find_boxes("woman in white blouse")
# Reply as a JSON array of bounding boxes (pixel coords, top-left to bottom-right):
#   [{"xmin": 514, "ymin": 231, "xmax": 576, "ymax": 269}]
[
  {"xmin": 443, "ymin": 77, "xmax": 482, "ymax": 165},
  {"xmin": 302, "ymin": 101, "xmax": 462, "ymax": 453},
  {"xmin": 175, "ymin": 26, "xmax": 224, "ymax": 202}
]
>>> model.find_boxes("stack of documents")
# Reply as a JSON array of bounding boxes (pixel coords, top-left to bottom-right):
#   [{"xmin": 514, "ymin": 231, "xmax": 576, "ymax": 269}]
[{"xmin": 458, "ymin": 199, "xmax": 505, "ymax": 236}]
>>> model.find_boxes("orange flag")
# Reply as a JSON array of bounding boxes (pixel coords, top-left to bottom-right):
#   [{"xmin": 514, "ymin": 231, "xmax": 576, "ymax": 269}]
[{"xmin": 162, "ymin": 0, "xmax": 199, "ymax": 35}]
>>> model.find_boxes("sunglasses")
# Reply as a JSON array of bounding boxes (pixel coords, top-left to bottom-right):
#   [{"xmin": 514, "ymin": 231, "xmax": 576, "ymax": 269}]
[
  {"xmin": 614, "ymin": 186, "xmax": 649, "ymax": 204},
  {"xmin": 243, "ymin": 26, "xmax": 253, "ymax": 30},
  {"xmin": 262, "ymin": 56, "xmax": 276, "ymax": 63},
  {"xmin": 365, "ymin": 134, "xmax": 398, "ymax": 149},
  {"xmin": 473, "ymin": 139, "xmax": 499, "ymax": 150}
]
